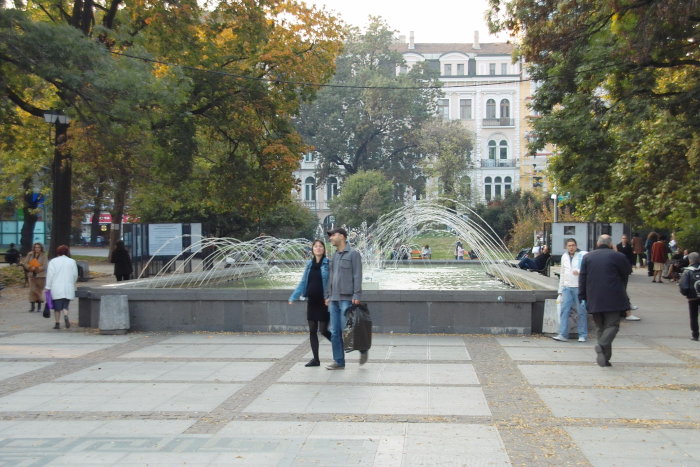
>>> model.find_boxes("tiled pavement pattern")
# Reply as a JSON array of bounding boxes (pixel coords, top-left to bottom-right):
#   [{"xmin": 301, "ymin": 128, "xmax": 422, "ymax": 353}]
[{"xmin": 0, "ymin": 266, "xmax": 698, "ymax": 465}]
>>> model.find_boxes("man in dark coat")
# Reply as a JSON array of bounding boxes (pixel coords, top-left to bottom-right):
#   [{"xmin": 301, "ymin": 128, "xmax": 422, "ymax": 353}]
[{"xmin": 579, "ymin": 235, "xmax": 632, "ymax": 367}]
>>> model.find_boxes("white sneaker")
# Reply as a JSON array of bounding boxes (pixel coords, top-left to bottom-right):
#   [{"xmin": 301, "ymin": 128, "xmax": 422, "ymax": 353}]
[
  {"xmin": 631, "ymin": 305, "xmax": 639, "ymax": 310},
  {"xmin": 578, "ymin": 337, "xmax": 587, "ymax": 342},
  {"xmin": 625, "ymin": 315, "xmax": 641, "ymax": 321},
  {"xmin": 551, "ymin": 335, "xmax": 568, "ymax": 342}
]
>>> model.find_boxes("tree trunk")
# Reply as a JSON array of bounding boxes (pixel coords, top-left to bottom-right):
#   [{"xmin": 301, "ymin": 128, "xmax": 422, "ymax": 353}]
[
  {"xmin": 49, "ymin": 122, "xmax": 72, "ymax": 258},
  {"xmin": 108, "ymin": 175, "xmax": 129, "ymax": 253},
  {"xmin": 90, "ymin": 178, "xmax": 104, "ymax": 246}
]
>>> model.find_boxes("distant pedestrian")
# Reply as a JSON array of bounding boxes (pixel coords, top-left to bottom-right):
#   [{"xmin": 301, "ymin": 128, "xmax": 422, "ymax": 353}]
[
  {"xmin": 45, "ymin": 245, "xmax": 78, "ymax": 330},
  {"xmin": 552, "ymin": 239, "xmax": 587, "ymax": 342},
  {"xmin": 4, "ymin": 243, "xmax": 20, "ymax": 265},
  {"xmin": 455, "ymin": 242, "xmax": 464, "ymax": 260},
  {"xmin": 289, "ymin": 239, "xmax": 332, "ymax": 367},
  {"xmin": 325, "ymin": 227, "xmax": 366, "ymax": 370},
  {"xmin": 422, "ymin": 245, "xmax": 432, "ymax": 259},
  {"xmin": 679, "ymin": 252, "xmax": 700, "ymax": 341},
  {"xmin": 579, "ymin": 235, "xmax": 632, "ymax": 367},
  {"xmin": 631, "ymin": 233, "xmax": 645, "ymax": 268},
  {"xmin": 21, "ymin": 243, "xmax": 47, "ymax": 313},
  {"xmin": 645, "ymin": 232, "xmax": 658, "ymax": 277},
  {"xmin": 616, "ymin": 235, "xmax": 635, "ymax": 267},
  {"xmin": 110, "ymin": 240, "xmax": 133, "ymax": 281},
  {"xmin": 651, "ymin": 234, "xmax": 669, "ymax": 283}
]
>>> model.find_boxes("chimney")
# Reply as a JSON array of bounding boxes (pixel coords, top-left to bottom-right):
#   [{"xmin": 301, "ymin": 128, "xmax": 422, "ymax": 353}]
[
  {"xmin": 473, "ymin": 30, "xmax": 480, "ymax": 49},
  {"xmin": 398, "ymin": 34, "xmax": 406, "ymax": 44},
  {"xmin": 409, "ymin": 31, "xmax": 415, "ymax": 50}
]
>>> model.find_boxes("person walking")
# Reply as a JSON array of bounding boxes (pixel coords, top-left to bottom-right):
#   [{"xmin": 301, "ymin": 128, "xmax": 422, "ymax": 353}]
[
  {"xmin": 325, "ymin": 228, "xmax": 366, "ymax": 370},
  {"xmin": 631, "ymin": 232, "xmax": 645, "ymax": 268},
  {"xmin": 579, "ymin": 235, "xmax": 632, "ymax": 367},
  {"xmin": 21, "ymin": 243, "xmax": 48, "ymax": 313},
  {"xmin": 552, "ymin": 239, "xmax": 587, "ymax": 342},
  {"xmin": 679, "ymin": 252, "xmax": 700, "ymax": 341},
  {"xmin": 616, "ymin": 235, "xmax": 635, "ymax": 267},
  {"xmin": 110, "ymin": 240, "xmax": 133, "ymax": 281},
  {"xmin": 651, "ymin": 234, "xmax": 669, "ymax": 283},
  {"xmin": 289, "ymin": 239, "xmax": 332, "ymax": 367},
  {"xmin": 45, "ymin": 245, "xmax": 78, "ymax": 330},
  {"xmin": 645, "ymin": 232, "xmax": 658, "ymax": 277}
]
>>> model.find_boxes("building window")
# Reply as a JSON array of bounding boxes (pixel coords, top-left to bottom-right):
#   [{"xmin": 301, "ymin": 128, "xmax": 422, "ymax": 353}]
[
  {"xmin": 326, "ymin": 177, "xmax": 338, "ymax": 200},
  {"xmin": 304, "ymin": 177, "xmax": 316, "ymax": 201},
  {"xmin": 444, "ymin": 64, "xmax": 452, "ymax": 76},
  {"xmin": 437, "ymin": 99, "xmax": 449, "ymax": 120},
  {"xmin": 457, "ymin": 63, "xmax": 464, "ymax": 75},
  {"xmin": 501, "ymin": 63, "xmax": 508, "ymax": 75},
  {"xmin": 489, "ymin": 63, "xmax": 496, "ymax": 75},
  {"xmin": 500, "ymin": 99, "xmax": 510, "ymax": 118},
  {"xmin": 485, "ymin": 177, "xmax": 492, "ymax": 202},
  {"xmin": 459, "ymin": 99, "xmax": 472, "ymax": 120},
  {"xmin": 399, "ymin": 65, "xmax": 408, "ymax": 75},
  {"xmin": 505, "ymin": 176, "xmax": 512, "ymax": 193},
  {"xmin": 486, "ymin": 99, "xmax": 496, "ymax": 118},
  {"xmin": 303, "ymin": 153, "xmax": 315, "ymax": 163},
  {"xmin": 488, "ymin": 140, "xmax": 497, "ymax": 160},
  {"xmin": 499, "ymin": 140, "xmax": 508, "ymax": 159}
]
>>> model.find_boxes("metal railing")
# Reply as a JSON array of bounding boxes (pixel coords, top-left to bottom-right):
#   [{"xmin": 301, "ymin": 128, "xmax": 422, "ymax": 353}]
[
  {"xmin": 479, "ymin": 159, "xmax": 517, "ymax": 168},
  {"xmin": 482, "ymin": 117, "xmax": 515, "ymax": 127}
]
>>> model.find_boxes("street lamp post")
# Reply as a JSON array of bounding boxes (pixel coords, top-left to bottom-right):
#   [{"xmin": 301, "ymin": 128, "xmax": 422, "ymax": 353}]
[{"xmin": 43, "ymin": 110, "xmax": 71, "ymax": 257}]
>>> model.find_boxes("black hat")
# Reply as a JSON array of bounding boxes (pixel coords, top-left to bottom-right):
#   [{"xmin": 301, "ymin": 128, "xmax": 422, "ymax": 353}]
[{"xmin": 327, "ymin": 227, "xmax": 348, "ymax": 238}]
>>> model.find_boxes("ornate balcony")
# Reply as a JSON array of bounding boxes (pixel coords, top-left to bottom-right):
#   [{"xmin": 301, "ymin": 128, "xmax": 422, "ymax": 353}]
[{"xmin": 479, "ymin": 159, "xmax": 517, "ymax": 168}]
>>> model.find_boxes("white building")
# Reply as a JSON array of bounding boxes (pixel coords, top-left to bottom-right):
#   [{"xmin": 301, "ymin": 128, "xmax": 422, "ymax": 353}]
[{"xmin": 292, "ymin": 32, "xmax": 535, "ymax": 223}]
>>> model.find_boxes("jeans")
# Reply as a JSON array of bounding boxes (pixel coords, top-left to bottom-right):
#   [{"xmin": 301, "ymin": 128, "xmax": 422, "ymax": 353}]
[
  {"xmin": 689, "ymin": 299, "xmax": 699, "ymax": 340},
  {"xmin": 519, "ymin": 258, "xmax": 537, "ymax": 269},
  {"xmin": 558, "ymin": 287, "xmax": 587, "ymax": 339},
  {"xmin": 329, "ymin": 300, "xmax": 352, "ymax": 366}
]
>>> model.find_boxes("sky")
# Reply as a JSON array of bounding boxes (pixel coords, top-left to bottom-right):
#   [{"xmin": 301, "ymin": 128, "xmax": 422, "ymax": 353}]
[{"xmin": 306, "ymin": 0, "xmax": 510, "ymax": 44}]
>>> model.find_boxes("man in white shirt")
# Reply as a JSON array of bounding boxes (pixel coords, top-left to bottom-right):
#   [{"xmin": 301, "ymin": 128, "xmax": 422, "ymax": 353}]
[
  {"xmin": 45, "ymin": 245, "xmax": 79, "ymax": 330},
  {"xmin": 552, "ymin": 238, "xmax": 588, "ymax": 342}
]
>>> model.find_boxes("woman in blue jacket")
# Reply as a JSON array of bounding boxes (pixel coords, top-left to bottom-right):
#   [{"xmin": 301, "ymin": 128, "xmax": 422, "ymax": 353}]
[{"xmin": 289, "ymin": 239, "xmax": 331, "ymax": 366}]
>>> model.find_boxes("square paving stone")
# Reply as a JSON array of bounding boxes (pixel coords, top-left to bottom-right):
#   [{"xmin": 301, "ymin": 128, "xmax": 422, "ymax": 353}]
[
  {"xmin": 519, "ymin": 364, "xmax": 700, "ymax": 388},
  {"xmin": 0, "ymin": 344, "xmax": 116, "ymax": 359},
  {"xmin": 503, "ymin": 346, "xmax": 684, "ymax": 364},
  {"xmin": 0, "ymin": 382, "xmax": 243, "ymax": 412},
  {"xmin": 160, "ymin": 334, "xmax": 305, "ymax": 345},
  {"xmin": 496, "ymin": 336, "xmax": 649, "ymax": 348},
  {"xmin": 536, "ymin": 388, "xmax": 699, "ymax": 421},
  {"xmin": 0, "ymin": 420, "xmax": 195, "ymax": 437},
  {"xmin": 0, "ymin": 361, "xmax": 54, "ymax": 381},
  {"xmin": 306, "ymin": 344, "xmax": 471, "ymax": 362},
  {"xmin": 0, "ymin": 333, "xmax": 134, "ymax": 345},
  {"xmin": 243, "ymin": 384, "xmax": 490, "ymax": 416},
  {"xmin": 371, "ymin": 334, "xmax": 467, "ymax": 346},
  {"xmin": 280, "ymin": 362, "xmax": 480, "ymax": 385},
  {"xmin": 119, "ymin": 343, "xmax": 297, "ymax": 359},
  {"xmin": 56, "ymin": 361, "xmax": 273, "ymax": 382},
  {"xmin": 566, "ymin": 427, "xmax": 700, "ymax": 466}
]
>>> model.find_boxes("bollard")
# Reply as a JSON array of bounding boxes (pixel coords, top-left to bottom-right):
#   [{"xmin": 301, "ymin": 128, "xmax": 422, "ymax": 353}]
[{"xmin": 99, "ymin": 295, "xmax": 130, "ymax": 335}]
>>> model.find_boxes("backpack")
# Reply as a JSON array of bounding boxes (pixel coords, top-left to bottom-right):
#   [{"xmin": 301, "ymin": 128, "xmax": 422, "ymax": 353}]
[{"xmin": 680, "ymin": 266, "xmax": 700, "ymax": 298}]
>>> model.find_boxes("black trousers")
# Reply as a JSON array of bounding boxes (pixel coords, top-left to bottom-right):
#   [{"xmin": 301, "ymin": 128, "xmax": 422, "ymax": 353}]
[
  {"xmin": 592, "ymin": 311, "xmax": 622, "ymax": 362},
  {"xmin": 689, "ymin": 299, "xmax": 699, "ymax": 340}
]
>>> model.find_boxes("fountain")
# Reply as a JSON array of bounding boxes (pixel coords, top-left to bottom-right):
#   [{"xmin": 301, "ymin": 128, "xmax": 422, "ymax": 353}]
[{"xmin": 77, "ymin": 200, "xmax": 558, "ymax": 334}]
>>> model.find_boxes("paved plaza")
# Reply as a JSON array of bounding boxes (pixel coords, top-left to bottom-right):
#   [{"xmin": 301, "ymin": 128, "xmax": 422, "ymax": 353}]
[{"xmin": 0, "ymin": 265, "xmax": 698, "ymax": 466}]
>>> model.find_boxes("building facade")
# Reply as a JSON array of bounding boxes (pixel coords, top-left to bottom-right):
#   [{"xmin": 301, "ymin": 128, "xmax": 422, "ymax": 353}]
[{"xmin": 292, "ymin": 32, "xmax": 551, "ymax": 221}]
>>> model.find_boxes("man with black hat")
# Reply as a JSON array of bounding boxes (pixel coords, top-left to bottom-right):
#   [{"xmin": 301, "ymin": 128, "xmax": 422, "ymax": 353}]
[{"xmin": 325, "ymin": 227, "xmax": 366, "ymax": 369}]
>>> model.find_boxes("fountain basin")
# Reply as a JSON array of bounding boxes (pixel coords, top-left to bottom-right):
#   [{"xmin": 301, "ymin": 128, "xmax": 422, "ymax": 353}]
[{"xmin": 77, "ymin": 267, "xmax": 558, "ymax": 335}]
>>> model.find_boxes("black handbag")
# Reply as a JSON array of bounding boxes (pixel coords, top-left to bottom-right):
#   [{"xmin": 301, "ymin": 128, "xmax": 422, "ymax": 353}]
[{"xmin": 343, "ymin": 303, "xmax": 372, "ymax": 353}]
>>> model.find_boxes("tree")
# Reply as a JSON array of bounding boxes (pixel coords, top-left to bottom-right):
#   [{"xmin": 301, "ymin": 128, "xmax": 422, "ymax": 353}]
[
  {"xmin": 488, "ymin": 0, "xmax": 700, "ymax": 234},
  {"xmin": 296, "ymin": 17, "xmax": 442, "ymax": 190},
  {"xmin": 418, "ymin": 119, "xmax": 474, "ymax": 203},
  {"xmin": 328, "ymin": 170, "xmax": 397, "ymax": 228},
  {"xmin": 258, "ymin": 202, "xmax": 319, "ymax": 240}
]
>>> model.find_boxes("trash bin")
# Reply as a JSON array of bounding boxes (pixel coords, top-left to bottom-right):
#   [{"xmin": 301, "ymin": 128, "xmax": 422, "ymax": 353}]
[
  {"xmin": 99, "ymin": 295, "xmax": 130, "ymax": 335},
  {"xmin": 76, "ymin": 260, "xmax": 89, "ymax": 282}
]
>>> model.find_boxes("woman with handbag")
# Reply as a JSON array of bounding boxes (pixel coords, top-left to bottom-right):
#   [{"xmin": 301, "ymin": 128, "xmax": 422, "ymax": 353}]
[
  {"xmin": 288, "ymin": 239, "xmax": 331, "ymax": 367},
  {"xmin": 21, "ymin": 243, "xmax": 48, "ymax": 313}
]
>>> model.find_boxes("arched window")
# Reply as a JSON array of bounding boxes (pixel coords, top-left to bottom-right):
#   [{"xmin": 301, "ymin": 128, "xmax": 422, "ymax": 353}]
[
  {"xmin": 505, "ymin": 176, "xmax": 512, "ymax": 194},
  {"xmin": 326, "ymin": 177, "xmax": 338, "ymax": 200},
  {"xmin": 486, "ymin": 99, "xmax": 496, "ymax": 119},
  {"xmin": 488, "ymin": 140, "xmax": 497, "ymax": 160},
  {"xmin": 494, "ymin": 176, "xmax": 502, "ymax": 199},
  {"xmin": 500, "ymin": 99, "xmax": 510, "ymax": 118},
  {"xmin": 484, "ymin": 176, "xmax": 492, "ymax": 202},
  {"xmin": 304, "ymin": 177, "xmax": 316, "ymax": 201},
  {"xmin": 499, "ymin": 140, "xmax": 508, "ymax": 159},
  {"xmin": 304, "ymin": 153, "xmax": 315, "ymax": 163}
]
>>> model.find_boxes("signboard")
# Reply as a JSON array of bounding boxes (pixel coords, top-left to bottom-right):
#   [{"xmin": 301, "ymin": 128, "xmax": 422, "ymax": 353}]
[{"xmin": 148, "ymin": 223, "xmax": 183, "ymax": 256}]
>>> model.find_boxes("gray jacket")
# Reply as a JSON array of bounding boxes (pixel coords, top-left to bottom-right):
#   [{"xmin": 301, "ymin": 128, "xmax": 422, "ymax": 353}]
[{"xmin": 326, "ymin": 246, "xmax": 362, "ymax": 301}]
